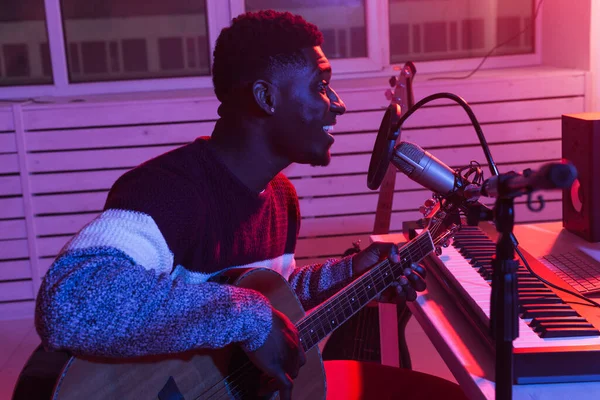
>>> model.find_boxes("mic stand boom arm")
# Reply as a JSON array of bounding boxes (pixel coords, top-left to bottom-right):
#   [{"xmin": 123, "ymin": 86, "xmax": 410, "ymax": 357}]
[{"xmin": 395, "ymin": 92, "xmax": 500, "ymax": 177}]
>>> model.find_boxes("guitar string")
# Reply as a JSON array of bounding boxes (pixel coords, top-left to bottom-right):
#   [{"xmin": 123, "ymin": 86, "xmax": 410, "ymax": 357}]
[
  {"xmin": 297, "ymin": 223, "xmax": 440, "ymax": 347},
  {"xmin": 200, "ymin": 252, "xmax": 419, "ymax": 400},
  {"xmin": 205, "ymin": 231, "xmax": 443, "ymax": 400},
  {"xmin": 296, "ymin": 228, "xmax": 440, "ymax": 346},
  {"xmin": 200, "ymin": 221, "xmax": 447, "ymax": 399},
  {"xmin": 301, "ymin": 257, "xmax": 400, "ymax": 346},
  {"xmin": 274, "ymin": 223, "xmax": 442, "ymax": 362},
  {"xmin": 224, "ymin": 232, "xmax": 445, "ymax": 400},
  {"xmin": 203, "ymin": 253, "xmax": 407, "ymax": 399},
  {"xmin": 296, "ymin": 220, "xmax": 446, "ymax": 353},
  {"xmin": 298, "ymin": 242, "xmax": 422, "ymax": 337}
]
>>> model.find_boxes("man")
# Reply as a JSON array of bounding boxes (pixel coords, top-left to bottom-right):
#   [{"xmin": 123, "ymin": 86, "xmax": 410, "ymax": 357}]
[{"xmin": 20, "ymin": 10, "xmax": 465, "ymax": 400}]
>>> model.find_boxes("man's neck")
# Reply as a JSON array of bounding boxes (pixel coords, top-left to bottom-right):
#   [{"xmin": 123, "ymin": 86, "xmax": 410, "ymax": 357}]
[{"xmin": 208, "ymin": 118, "xmax": 290, "ymax": 194}]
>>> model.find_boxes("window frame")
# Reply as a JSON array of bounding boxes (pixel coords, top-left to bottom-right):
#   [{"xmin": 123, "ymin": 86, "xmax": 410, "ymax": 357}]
[
  {"xmin": 1, "ymin": 0, "xmax": 543, "ymax": 100},
  {"xmin": 229, "ymin": 0, "xmax": 386, "ymax": 74},
  {"xmin": 1, "ymin": 0, "xmax": 231, "ymax": 99},
  {"xmin": 383, "ymin": 0, "xmax": 543, "ymax": 76}
]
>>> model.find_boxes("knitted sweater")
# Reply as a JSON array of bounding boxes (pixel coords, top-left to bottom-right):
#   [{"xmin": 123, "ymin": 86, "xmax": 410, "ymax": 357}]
[{"xmin": 35, "ymin": 137, "xmax": 354, "ymax": 358}]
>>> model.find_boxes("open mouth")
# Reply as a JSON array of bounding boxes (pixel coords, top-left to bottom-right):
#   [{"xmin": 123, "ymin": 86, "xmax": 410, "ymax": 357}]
[{"xmin": 322, "ymin": 125, "xmax": 334, "ymax": 134}]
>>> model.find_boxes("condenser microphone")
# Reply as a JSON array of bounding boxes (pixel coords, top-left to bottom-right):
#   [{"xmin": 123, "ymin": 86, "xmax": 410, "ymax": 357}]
[
  {"xmin": 391, "ymin": 141, "xmax": 472, "ymax": 196},
  {"xmin": 391, "ymin": 141, "xmax": 578, "ymax": 201},
  {"xmin": 391, "ymin": 141, "xmax": 490, "ymax": 225}
]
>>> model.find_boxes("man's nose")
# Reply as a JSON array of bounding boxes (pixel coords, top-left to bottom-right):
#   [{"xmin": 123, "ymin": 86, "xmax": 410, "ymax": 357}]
[{"xmin": 330, "ymin": 88, "xmax": 346, "ymax": 115}]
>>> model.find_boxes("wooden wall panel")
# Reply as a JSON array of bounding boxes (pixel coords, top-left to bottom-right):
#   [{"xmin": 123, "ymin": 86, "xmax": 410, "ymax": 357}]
[
  {"xmin": 0, "ymin": 107, "xmax": 15, "ymax": 132},
  {"xmin": 0, "ymin": 106, "xmax": 32, "ymax": 319},
  {"xmin": 0, "ymin": 132, "xmax": 17, "ymax": 152}
]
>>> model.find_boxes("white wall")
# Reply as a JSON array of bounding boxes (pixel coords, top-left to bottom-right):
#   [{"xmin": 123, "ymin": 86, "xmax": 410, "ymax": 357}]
[
  {"xmin": 589, "ymin": 0, "xmax": 600, "ymax": 111},
  {"xmin": 542, "ymin": 0, "xmax": 592, "ymax": 71}
]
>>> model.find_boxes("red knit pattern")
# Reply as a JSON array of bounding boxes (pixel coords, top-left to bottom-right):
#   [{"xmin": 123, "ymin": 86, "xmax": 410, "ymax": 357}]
[{"xmin": 105, "ymin": 137, "xmax": 300, "ymax": 274}]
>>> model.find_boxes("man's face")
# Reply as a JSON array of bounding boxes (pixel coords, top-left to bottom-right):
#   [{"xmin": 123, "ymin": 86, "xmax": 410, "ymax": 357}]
[{"xmin": 269, "ymin": 46, "xmax": 346, "ymax": 167}]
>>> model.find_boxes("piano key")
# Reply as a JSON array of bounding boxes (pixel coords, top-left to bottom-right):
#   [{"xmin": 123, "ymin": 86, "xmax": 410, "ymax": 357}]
[
  {"xmin": 529, "ymin": 316, "xmax": 591, "ymax": 327},
  {"xmin": 459, "ymin": 243, "xmax": 496, "ymax": 249},
  {"xmin": 518, "ymin": 286, "xmax": 555, "ymax": 292},
  {"xmin": 521, "ymin": 304, "xmax": 575, "ymax": 311},
  {"xmin": 454, "ymin": 230, "xmax": 487, "ymax": 236},
  {"xmin": 462, "ymin": 247, "xmax": 493, "ymax": 252},
  {"xmin": 454, "ymin": 240, "xmax": 492, "ymax": 247},
  {"xmin": 516, "ymin": 289, "xmax": 549, "ymax": 296},
  {"xmin": 518, "ymin": 297, "xmax": 564, "ymax": 305},
  {"xmin": 475, "ymin": 265, "xmax": 530, "ymax": 273},
  {"xmin": 518, "ymin": 282, "xmax": 548, "ymax": 289},
  {"xmin": 539, "ymin": 327, "xmax": 600, "ymax": 338},
  {"xmin": 519, "ymin": 292, "xmax": 559, "ymax": 298},
  {"xmin": 534, "ymin": 322, "xmax": 595, "ymax": 329},
  {"xmin": 476, "ymin": 265, "xmax": 532, "ymax": 276},
  {"xmin": 470, "ymin": 255, "xmax": 494, "ymax": 261},
  {"xmin": 521, "ymin": 308, "xmax": 580, "ymax": 319},
  {"xmin": 471, "ymin": 259, "xmax": 493, "ymax": 267}
]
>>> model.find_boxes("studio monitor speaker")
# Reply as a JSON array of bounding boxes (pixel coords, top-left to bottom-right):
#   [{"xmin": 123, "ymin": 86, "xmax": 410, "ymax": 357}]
[{"xmin": 562, "ymin": 112, "xmax": 600, "ymax": 242}]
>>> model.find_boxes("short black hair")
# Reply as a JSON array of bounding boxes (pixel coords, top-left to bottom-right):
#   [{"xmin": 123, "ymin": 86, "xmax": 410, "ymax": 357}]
[{"xmin": 212, "ymin": 10, "xmax": 324, "ymax": 104}]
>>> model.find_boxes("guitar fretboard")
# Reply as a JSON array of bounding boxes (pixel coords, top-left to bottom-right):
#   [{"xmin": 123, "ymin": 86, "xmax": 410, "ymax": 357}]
[{"xmin": 297, "ymin": 231, "xmax": 433, "ymax": 351}]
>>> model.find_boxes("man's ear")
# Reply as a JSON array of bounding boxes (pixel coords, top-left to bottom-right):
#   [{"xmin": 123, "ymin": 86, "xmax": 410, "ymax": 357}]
[{"xmin": 252, "ymin": 80, "xmax": 277, "ymax": 116}]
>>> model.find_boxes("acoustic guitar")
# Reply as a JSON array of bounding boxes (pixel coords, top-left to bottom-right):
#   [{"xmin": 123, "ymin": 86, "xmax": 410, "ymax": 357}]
[{"xmin": 48, "ymin": 211, "xmax": 457, "ymax": 400}]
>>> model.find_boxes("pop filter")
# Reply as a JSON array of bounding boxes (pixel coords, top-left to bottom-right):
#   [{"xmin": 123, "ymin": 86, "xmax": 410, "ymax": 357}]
[{"xmin": 367, "ymin": 103, "xmax": 401, "ymax": 190}]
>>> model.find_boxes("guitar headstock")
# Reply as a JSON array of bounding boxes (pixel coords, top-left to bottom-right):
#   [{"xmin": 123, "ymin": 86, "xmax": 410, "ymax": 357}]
[
  {"xmin": 417, "ymin": 197, "xmax": 462, "ymax": 255},
  {"xmin": 385, "ymin": 62, "xmax": 416, "ymax": 111},
  {"xmin": 368, "ymin": 62, "xmax": 417, "ymax": 192}
]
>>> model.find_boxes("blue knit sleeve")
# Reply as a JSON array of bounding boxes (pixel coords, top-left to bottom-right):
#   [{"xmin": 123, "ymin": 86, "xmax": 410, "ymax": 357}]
[
  {"xmin": 35, "ymin": 247, "xmax": 273, "ymax": 357},
  {"xmin": 287, "ymin": 256, "xmax": 354, "ymax": 311},
  {"xmin": 35, "ymin": 207, "xmax": 275, "ymax": 358}
]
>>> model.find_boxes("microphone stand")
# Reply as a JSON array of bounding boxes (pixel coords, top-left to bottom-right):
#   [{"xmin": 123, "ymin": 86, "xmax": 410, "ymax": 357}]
[
  {"xmin": 391, "ymin": 91, "xmax": 516, "ymax": 397},
  {"xmin": 387, "ymin": 90, "xmax": 572, "ymax": 400},
  {"xmin": 490, "ymin": 180, "xmax": 520, "ymax": 400}
]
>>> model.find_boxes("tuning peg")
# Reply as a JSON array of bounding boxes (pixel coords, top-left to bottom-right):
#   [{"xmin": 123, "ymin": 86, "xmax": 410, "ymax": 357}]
[
  {"xmin": 389, "ymin": 76, "xmax": 397, "ymax": 87},
  {"xmin": 435, "ymin": 247, "xmax": 443, "ymax": 256},
  {"xmin": 419, "ymin": 205, "xmax": 428, "ymax": 215},
  {"xmin": 384, "ymin": 89, "xmax": 393, "ymax": 101},
  {"xmin": 424, "ymin": 198, "xmax": 436, "ymax": 207}
]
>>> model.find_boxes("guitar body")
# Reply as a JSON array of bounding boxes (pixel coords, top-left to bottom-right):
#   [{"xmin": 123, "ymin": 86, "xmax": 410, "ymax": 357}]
[{"xmin": 51, "ymin": 268, "xmax": 326, "ymax": 400}]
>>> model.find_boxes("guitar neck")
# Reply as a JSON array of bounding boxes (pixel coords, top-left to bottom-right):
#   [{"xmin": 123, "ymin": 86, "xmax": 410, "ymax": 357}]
[
  {"xmin": 372, "ymin": 63, "xmax": 415, "ymax": 235},
  {"xmin": 297, "ymin": 231, "xmax": 434, "ymax": 351}
]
